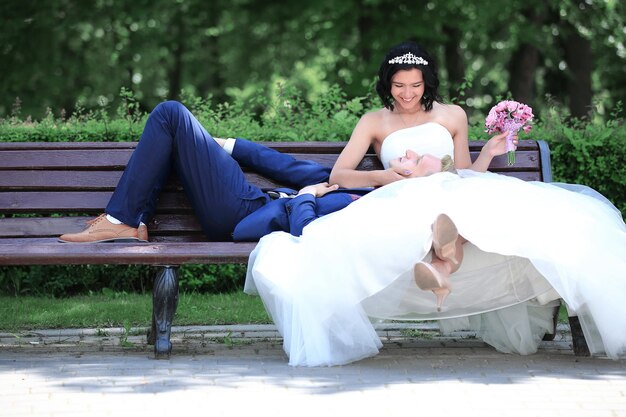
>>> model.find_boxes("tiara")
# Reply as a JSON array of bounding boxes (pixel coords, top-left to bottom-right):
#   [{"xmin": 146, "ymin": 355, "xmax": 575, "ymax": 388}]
[{"xmin": 388, "ymin": 52, "xmax": 428, "ymax": 66}]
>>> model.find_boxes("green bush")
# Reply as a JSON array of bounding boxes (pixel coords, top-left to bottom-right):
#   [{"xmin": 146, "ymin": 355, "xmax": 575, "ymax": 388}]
[
  {"xmin": 0, "ymin": 84, "xmax": 372, "ymax": 143},
  {"xmin": 1, "ymin": 88, "xmax": 623, "ymax": 296},
  {"xmin": 0, "ymin": 264, "xmax": 246, "ymax": 297}
]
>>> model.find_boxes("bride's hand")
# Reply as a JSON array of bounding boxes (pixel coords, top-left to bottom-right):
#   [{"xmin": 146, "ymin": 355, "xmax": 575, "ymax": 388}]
[
  {"xmin": 297, "ymin": 182, "xmax": 339, "ymax": 197},
  {"xmin": 484, "ymin": 131, "xmax": 518, "ymax": 157},
  {"xmin": 385, "ymin": 167, "xmax": 411, "ymax": 183}
]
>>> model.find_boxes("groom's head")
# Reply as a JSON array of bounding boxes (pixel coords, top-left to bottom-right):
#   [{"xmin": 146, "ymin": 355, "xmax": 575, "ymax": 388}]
[{"xmin": 389, "ymin": 152, "xmax": 456, "ymax": 178}]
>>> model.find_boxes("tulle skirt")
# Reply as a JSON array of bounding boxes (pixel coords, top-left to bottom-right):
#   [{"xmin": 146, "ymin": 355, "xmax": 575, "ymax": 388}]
[{"xmin": 244, "ymin": 170, "xmax": 626, "ymax": 366}]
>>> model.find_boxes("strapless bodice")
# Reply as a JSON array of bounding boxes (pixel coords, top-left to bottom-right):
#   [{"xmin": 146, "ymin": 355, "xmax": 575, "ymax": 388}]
[{"xmin": 380, "ymin": 123, "xmax": 454, "ymax": 169}]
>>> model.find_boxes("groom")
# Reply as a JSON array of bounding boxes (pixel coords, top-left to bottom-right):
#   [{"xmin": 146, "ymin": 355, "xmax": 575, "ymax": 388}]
[{"xmin": 58, "ymin": 101, "xmax": 374, "ymax": 243}]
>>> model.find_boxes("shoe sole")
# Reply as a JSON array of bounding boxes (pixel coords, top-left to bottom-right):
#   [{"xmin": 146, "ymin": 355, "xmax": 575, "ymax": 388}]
[
  {"xmin": 413, "ymin": 262, "xmax": 443, "ymax": 290},
  {"xmin": 414, "ymin": 262, "xmax": 452, "ymax": 312},
  {"xmin": 57, "ymin": 237, "xmax": 148, "ymax": 243}
]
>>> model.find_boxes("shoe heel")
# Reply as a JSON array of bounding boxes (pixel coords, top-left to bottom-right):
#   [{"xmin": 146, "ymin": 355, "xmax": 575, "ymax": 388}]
[
  {"xmin": 433, "ymin": 287, "xmax": 451, "ymax": 312},
  {"xmin": 436, "ymin": 241, "xmax": 459, "ymax": 265}
]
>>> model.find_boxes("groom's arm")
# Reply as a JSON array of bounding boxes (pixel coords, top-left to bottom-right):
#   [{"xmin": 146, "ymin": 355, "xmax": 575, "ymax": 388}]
[{"xmin": 285, "ymin": 195, "xmax": 318, "ymax": 236}]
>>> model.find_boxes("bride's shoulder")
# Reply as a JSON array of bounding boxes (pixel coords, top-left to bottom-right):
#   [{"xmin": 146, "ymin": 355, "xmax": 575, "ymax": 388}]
[
  {"xmin": 432, "ymin": 102, "xmax": 468, "ymax": 121},
  {"xmin": 430, "ymin": 102, "xmax": 468, "ymax": 134},
  {"xmin": 359, "ymin": 108, "xmax": 388, "ymax": 123},
  {"xmin": 356, "ymin": 108, "xmax": 392, "ymax": 133}
]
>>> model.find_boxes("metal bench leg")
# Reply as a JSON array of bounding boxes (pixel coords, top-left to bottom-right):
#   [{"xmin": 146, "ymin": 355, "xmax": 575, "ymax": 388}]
[
  {"xmin": 148, "ymin": 265, "xmax": 179, "ymax": 359},
  {"xmin": 542, "ymin": 301, "xmax": 561, "ymax": 342},
  {"xmin": 568, "ymin": 315, "xmax": 590, "ymax": 356}
]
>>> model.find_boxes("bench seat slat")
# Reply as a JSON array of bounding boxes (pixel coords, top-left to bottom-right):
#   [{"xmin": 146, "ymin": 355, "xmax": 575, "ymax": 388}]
[{"xmin": 0, "ymin": 241, "xmax": 256, "ymax": 265}]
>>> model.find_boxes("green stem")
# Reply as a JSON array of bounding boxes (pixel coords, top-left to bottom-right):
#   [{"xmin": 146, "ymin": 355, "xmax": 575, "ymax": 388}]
[{"xmin": 507, "ymin": 150, "xmax": 516, "ymax": 166}]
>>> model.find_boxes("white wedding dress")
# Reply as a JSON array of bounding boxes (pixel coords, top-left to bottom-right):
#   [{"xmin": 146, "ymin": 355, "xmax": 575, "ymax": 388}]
[{"xmin": 244, "ymin": 123, "xmax": 626, "ymax": 367}]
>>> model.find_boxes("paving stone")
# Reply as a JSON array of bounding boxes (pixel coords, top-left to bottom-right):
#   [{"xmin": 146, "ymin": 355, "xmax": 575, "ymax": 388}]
[{"xmin": 1, "ymin": 324, "xmax": 625, "ymax": 416}]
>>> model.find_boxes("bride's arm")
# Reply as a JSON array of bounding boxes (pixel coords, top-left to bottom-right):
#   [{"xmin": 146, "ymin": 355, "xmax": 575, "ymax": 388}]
[
  {"xmin": 448, "ymin": 106, "xmax": 472, "ymax": 169},
  {"xmin": 329, "ymin": 113, "xmax": 404, "ymax": 188}
]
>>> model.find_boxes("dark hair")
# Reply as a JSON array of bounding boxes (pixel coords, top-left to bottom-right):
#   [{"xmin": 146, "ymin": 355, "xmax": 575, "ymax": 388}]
[{"xmin": 376, "ymin": 41, "xmax": 442, "ymax": 111}]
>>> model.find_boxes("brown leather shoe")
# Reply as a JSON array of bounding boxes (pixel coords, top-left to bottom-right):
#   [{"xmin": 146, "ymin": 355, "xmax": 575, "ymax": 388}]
[{"xmin": 58, "ymin": 214, "xmax": 145, "ymax": 243}]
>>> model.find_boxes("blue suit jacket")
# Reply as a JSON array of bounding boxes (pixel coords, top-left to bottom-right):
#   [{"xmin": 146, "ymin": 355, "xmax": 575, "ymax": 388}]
[
  {"xmin": 232, "ymin": 188, "xmax": 372, "ymax": 241},
  {"xmin": 228, "ymin": 138, "xmax": 373, "ymax": 241}
]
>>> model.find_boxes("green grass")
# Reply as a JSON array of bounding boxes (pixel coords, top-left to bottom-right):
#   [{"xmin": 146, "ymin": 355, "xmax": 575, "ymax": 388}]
[
  {"xmin": 0, "ymin": 292, "xmax": 570, "ymax": 332},
  {"xmin": 0, "ymin": 292, "xmax": 271, "ymax": 332}
]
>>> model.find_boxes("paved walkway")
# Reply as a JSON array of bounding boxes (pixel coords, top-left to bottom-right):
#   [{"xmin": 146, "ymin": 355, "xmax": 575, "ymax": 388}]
[{"xmin": 1, "ymin": 323, "xmax": 625, "ymax": 417}]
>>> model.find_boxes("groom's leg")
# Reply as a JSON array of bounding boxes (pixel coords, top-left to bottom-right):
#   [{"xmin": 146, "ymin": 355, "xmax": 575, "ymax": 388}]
[
  {"xmin": 231, "ymin": 138, "xmax": 331, "ymax": 188},
  {"xmin": 107, "ymin": 101, "xmax": 268, "ymax": 240}
]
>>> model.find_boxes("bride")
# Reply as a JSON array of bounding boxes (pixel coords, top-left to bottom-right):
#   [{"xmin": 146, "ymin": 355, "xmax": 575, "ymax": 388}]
[{"xmin": 244, "ymin": 41, "xmax": 626, "ymax": 366}]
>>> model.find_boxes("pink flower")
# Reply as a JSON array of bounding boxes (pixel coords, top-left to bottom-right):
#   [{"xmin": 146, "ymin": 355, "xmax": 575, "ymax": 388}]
[
  {"xmin": 485, "ymin": 100, "xmax": 534, "ymax": 166},
  {"xmin": 485, "ymin": 100, "xmax": 533, "ymax": 135}
]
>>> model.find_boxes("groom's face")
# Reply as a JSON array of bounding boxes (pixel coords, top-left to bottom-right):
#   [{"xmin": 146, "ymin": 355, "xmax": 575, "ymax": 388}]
[{"xmin": 390, "ymin": 150, "xmax": 442, "ymax": 178}]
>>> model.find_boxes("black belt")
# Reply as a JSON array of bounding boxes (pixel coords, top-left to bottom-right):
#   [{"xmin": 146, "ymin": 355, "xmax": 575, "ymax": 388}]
[{"xmin": 266, "ymin": 190, "xmax": 296, "ymax": 200}]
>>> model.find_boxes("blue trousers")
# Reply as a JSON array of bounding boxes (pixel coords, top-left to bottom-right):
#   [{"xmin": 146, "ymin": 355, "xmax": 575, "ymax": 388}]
[{"xmin": 106, "ymin": 101, "xmax": 330, "ymax": 240}]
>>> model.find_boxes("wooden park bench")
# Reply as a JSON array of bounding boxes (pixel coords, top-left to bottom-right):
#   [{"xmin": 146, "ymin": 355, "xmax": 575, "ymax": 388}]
[{"xmin": 0, "ymin": 139, "xmax": 590, "ymax": 358}]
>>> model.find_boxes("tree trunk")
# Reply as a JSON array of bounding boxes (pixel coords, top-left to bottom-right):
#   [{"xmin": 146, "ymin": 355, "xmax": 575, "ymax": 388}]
[
  {"xmin": 508, "ymin": 44, "xmax": 539, "ymax": 104},
  {"xmin": 443, "ymin": 24, "xmax": 466, "ymax": 100},
  {"xmin": 508, "ymin": 7, "xmax": 544, "ymax": 105},
  {"xmin": 168, "ymin": 10, "xmax": 184, "ymax": 101},
  {"xmin": 355, "ymin": 6, "xmax": 374, "ymax": 89},
  {"xmin": 563, "ymin": 24, "xmax": 593, "ymax": 119},
  {"xmin": 196, "ymin": 1, "xmax": 224, "ymax": 100}
]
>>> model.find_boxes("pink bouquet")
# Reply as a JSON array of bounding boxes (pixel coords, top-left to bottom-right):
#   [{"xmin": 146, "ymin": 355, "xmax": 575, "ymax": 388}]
[{"xmin": 485, "ymin": 100, "xmax": 534, "ymax": 166}]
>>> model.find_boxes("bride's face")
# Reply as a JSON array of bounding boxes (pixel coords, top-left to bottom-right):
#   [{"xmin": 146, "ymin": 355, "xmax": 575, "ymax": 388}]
[
  {"xmin": 389, "ymin": 150, "xmax": 442, "ymax": 178},
  {"xmin": 390, "ymin": 69, "xmax": 425, "ymax": 112}
]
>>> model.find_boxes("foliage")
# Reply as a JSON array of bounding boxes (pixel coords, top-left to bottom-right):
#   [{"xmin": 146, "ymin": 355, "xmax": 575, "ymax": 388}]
[
  {"xmin": 0, "ymin": 263, "xmax": 247, "ymax": 297},
  {"xmin": 1, "ymin": 0, "xmax": 624, "ymax": 122},
  {"xmin": 0, "ymin": 85, "xmax": 370, "ymax": 142},
  {"xmin": 536, "ymin": 102, "xmax": 626, "ymax": 216},
  {"xmin": 177, "ymin": 264, "xmax": 247, "ymax": 294}
]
